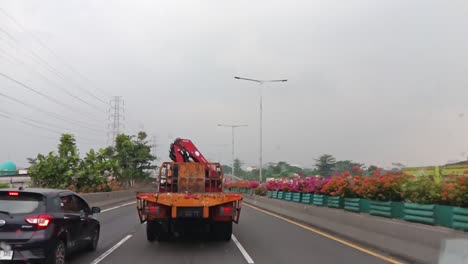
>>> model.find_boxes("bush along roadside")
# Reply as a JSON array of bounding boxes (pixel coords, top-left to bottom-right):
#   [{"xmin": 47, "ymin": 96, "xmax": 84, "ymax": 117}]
[
  {"xmin": 224, "ymin": 180, "xmax": 261, "ymax": 195},
  {"xmin": 27, "ymin": 132, "xmax": 156, "ymax": 193},
  {"xmin": 234, "ymin": 169, "xmax": 468, "ymax": 231}
]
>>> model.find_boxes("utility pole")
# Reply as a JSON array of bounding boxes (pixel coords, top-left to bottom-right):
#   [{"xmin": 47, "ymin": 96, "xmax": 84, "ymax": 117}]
[
  {"xmin": 151, "ymin": 134, "xmax": 158, "ymax": 158},
  {"xmin": 234, "ymin": 76, "xmax": 287, "ymax": 182},
  {"xmin": 107, "ymin": 96, "xmax": 125, "ymax": 145},
  {"xmin": 218, "ymin": 124, "xmax": 248, "ymax": 177}
]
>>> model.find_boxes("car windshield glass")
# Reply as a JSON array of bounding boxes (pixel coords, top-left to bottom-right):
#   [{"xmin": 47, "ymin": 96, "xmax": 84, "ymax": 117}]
[{"xmin": 0, "ymin": 192, "xmax": 45, "ymax": 214}]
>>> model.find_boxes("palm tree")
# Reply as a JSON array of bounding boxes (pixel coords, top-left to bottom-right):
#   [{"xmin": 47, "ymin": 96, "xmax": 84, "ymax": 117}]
[{"xmin": 314, "ymin": 154, "xmax": 336, "ymax": 177}]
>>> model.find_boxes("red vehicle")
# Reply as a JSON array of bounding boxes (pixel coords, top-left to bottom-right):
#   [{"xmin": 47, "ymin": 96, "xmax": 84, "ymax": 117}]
[{"xmin": 136, "ymin": 138, "xmax": 243, "ymax": 242}]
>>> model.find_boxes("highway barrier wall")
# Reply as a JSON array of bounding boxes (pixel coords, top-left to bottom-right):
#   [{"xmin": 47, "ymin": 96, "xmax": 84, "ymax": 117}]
[
  {"xmin": 243, "ymin": 194, "xmax": 468, "ymax": 264},
  {"xmin": 80, "ymin": 188, "xmax": 154, "ymax": 208}
]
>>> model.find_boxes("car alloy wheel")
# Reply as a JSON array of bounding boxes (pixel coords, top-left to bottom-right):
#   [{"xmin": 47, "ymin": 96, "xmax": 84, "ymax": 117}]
[{"xmin": 54, "ymin": 241, "xmax": 66, "ymax": 264}]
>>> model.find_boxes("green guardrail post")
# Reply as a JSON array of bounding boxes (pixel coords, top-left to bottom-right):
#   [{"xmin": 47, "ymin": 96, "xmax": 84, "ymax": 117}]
[
  {"xmin": 403, "ymin": 203, "xmax": 436, "ymax": 225},
  {"xmin": 344, "ymin": 198, "xmax": 361, "ymax": 212},
  {"xmin": 391, "ymin": 202, "xmax": 404, "ymax": 219},
  {"xmin": 435, "ymin": 205, "xmax": 453, "ymax": 228},
  {"xmin": 370, "ymin": 200, "xmax": 392, "ymax": 218},
  {"xmin": 292, "ymin": 192, "xmax": 302, "ymax": 202},
  {"xmin": 327, "ymin": 196, "xmax": 344, "ymax": 209},
  {"xmin": 272, "ymin": 190, "xmax": 278, "ymax": 199},
  {"xmin": 360, "ymin": 199, "xmax": 370, "ymax": 213},
  {"xmin": 452, "ymin": 207, "xmax": 468, "ymax": 231},
  {"xmin": 312, "ymin": 194, "xmax": 328, "ymax": 206},
  {"xmin": 301, "ymin": 193, "xmax": 313, "ymax": 204},
  {"xmin": 277, "ymin": 191, "xmax": 284, "ymax": 199}
]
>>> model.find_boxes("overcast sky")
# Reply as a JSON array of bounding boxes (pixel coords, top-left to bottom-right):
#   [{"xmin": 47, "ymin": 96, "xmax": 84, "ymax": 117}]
[{"xmin": 1, "ymin": 0, "xmax": 468, "ymax": 169}]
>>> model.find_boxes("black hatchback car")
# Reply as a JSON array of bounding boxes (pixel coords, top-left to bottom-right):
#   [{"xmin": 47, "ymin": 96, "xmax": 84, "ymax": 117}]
[{"xmin": 0, "ymin": 188, "xmax": 101, "ymax": 264}]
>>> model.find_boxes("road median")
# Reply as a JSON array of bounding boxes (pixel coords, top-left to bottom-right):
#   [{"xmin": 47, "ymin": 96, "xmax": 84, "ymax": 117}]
[{"xmin": 243, "ymin": 194, "xmax": 468, "ymax": 264}]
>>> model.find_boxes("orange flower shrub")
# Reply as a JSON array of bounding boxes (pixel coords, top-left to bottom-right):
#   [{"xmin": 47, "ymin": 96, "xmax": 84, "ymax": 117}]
[
  {"xmin": 441, "ymin": 172, "xmax": 468, "ymax": 207},
  {"xmin": 321, "ymin": 173, "xmax": 363, "ymax": 198},
  {"xmin": 356, "ymin": 171, "xmax": 406, "ymax": 201}
]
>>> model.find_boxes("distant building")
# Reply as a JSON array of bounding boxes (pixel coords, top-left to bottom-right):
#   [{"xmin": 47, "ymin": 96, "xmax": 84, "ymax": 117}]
[
  {"xmin": 0, "ymin": 161, "xmax": 17, "ymax": 176},
  {"xmin": 245, "ymin": 166, "xmax": 257, "ymax": 172}
]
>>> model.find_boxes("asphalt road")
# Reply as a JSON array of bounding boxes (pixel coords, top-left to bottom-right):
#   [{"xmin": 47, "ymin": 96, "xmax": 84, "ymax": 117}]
[{"xmin": 69, "ymin": 200, "xmax": 401, "ymax": 264}]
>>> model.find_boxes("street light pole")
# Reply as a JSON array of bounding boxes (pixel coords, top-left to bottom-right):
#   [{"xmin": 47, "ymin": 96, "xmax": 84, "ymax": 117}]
[
  {"xmin": 259, "ymin": 83, "xmax": 263, "ymax": 183},
  {"xmin": 218, "ymin": 124, "xmax": 248, "ymax": 177},
  {"xmin": 234, "ymin": 76, "xmax": 287, "ymax": 182}
]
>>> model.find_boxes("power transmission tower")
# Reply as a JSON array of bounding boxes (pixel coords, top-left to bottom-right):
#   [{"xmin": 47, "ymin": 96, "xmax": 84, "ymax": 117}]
[
  {"xmin": 151, "ymin": 135, "xmax": 158, "ymax": 158},
  {"xmin": 108, "ymin": 96, "xmax": 125, "ymax": 145}
]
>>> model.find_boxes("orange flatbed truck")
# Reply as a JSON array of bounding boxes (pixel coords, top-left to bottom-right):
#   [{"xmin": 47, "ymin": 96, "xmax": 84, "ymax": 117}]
[{"xmin": 136, "ymin": 138, "xmax": 243, "ymax": 242}]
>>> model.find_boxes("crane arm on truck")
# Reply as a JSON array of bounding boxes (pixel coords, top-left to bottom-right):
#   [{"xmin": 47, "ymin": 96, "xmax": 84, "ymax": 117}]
[{"xmin": 169, "ymin": 138, "xmax": 220, "ymax": 178}]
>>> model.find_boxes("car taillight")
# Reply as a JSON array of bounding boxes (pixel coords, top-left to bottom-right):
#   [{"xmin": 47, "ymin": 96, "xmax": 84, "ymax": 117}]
[
  {"xmin": 25, "ymin": 214, "xmax": 52, "ymax": 229},
  {"xmin": 8, "ymin": 192, "xmax": 19, "ymax": 196}
]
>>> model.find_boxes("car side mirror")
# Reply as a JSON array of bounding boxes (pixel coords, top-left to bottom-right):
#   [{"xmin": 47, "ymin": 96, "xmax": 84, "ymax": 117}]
[{"xmin": 91, "ymin": 207, "xmax": 101, "ymax": 214}]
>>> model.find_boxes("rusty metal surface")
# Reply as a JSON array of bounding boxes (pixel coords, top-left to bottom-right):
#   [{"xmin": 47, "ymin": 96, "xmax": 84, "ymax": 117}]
[
  {"xmin": 158, "ymin": 162, "xmax": 223, "ymax": 193},
  {"xmin": 177, "ymin": 163, "xmax": 205, "ymax": 193}
]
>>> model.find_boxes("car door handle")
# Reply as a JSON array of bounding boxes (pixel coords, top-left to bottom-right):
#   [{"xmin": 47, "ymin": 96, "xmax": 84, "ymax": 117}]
[{"xmin": 64, "ymin": 216, "xmax": 70, "ymax": 219}]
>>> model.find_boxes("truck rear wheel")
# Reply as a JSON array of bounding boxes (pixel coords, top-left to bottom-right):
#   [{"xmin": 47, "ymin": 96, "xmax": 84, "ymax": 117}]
[
  {"xmin": 156, "ymin": 223, "xmax": 170, "ymax": 242},
  {"xmin": 146, "ymin": 221, "xmax": 157, "ymax": 242},
  {"xmin": 213, "ymin": 222, "xmax": 232, "ymax": 241},
  {"xmin": 147, "ymin": 220, "xmax": 170, "ymax": 242}
]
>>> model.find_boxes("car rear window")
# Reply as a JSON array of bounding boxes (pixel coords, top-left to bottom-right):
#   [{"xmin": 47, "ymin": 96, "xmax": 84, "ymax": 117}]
[{"xmin": 0, "ymin": 191, "xmax": 46, "ymax": 214}]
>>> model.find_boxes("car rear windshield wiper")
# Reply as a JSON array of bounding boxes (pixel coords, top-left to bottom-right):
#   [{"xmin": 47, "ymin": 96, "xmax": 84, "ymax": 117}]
[{"xmin": 0, "ymin": 211, "xmax": 12, "ymax": 218}]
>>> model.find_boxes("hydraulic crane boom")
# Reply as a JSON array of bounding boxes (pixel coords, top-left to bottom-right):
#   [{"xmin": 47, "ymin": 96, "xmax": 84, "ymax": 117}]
[{"xmin": 169, "ymin": 138, "xmax": 220, "ymax": 178}]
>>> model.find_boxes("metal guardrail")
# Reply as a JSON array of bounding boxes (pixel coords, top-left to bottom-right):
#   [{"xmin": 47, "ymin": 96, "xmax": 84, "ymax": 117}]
[
  {"xmin": 225, "ymin": 174, "xmax": 243, "ymax": 181},
  {"xmin": 0, "ymin": 173, "xmax": 31, "ymax": 188},
  {"xmin": 0, "ymin": 174, "xmax": 30, "ymax": 177}
]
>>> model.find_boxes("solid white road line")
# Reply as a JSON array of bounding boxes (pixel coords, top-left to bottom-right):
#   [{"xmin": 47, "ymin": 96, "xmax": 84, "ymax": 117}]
[
  {"xmin": 232, "ymin": 234, "xmax": 254, "ymax": 264},
  {"xmin": 90, "ymin": 235, "xmax": 133, "ymax": 264},
  {"xmin": 101, "ymin": 201, "xmax": 136, "ymax": 213}
]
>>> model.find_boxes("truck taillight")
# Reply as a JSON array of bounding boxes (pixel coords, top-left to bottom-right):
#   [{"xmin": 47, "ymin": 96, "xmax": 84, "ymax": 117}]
[
  {"xmin": 143, "ymin": 203, "xmax": 168, "ymax": 219},
  {"xmin": 25, "ymin": 214, "xmax": 52, "ymax": 229},
  {"xmin": 148, "ymin": 206, "xmax": 159, "ymax": 214},
  {"xmin": 219, "ymin": 205, "xmax": 235, "ymax": 216}
]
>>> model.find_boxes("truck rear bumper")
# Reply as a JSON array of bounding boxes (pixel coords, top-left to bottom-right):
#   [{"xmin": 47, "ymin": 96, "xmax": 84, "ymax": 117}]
[{"xmin": 137, "ymin": 192, "xmax": 243, "ymax": 224}]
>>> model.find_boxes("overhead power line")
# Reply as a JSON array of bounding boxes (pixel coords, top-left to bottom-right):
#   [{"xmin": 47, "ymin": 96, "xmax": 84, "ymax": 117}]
[
  {"xmin": 0, "ymin": 8, "xmax": 110, "ymax": 102},
  {"xmin": 0, "ymin": 48, "xmax": 107, "ymax": 116},
  {"xmin": 0, "ymin": 71, "xmax": 105, "ymax": 123},
  {"xmin": 0, "ymin": 92, "xmax": 106, "ymax": 134},
  {"xmin": 0, "ymin": 45, "xmax": 105, "ymax": 114},
  {"xmin": 6, "ymin": 126, "xmax": 58, "ymax": 142},
  {"xmin": 0, "ymin": 111, "xmax": 100, "ymax": 144},
  {"xmin": 0, "ymin": 108, "xmax": 102, "ymax": 137},
  {"xmin": 0, "ymin": 31, "xmax": 107, "ymax": 111}
]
